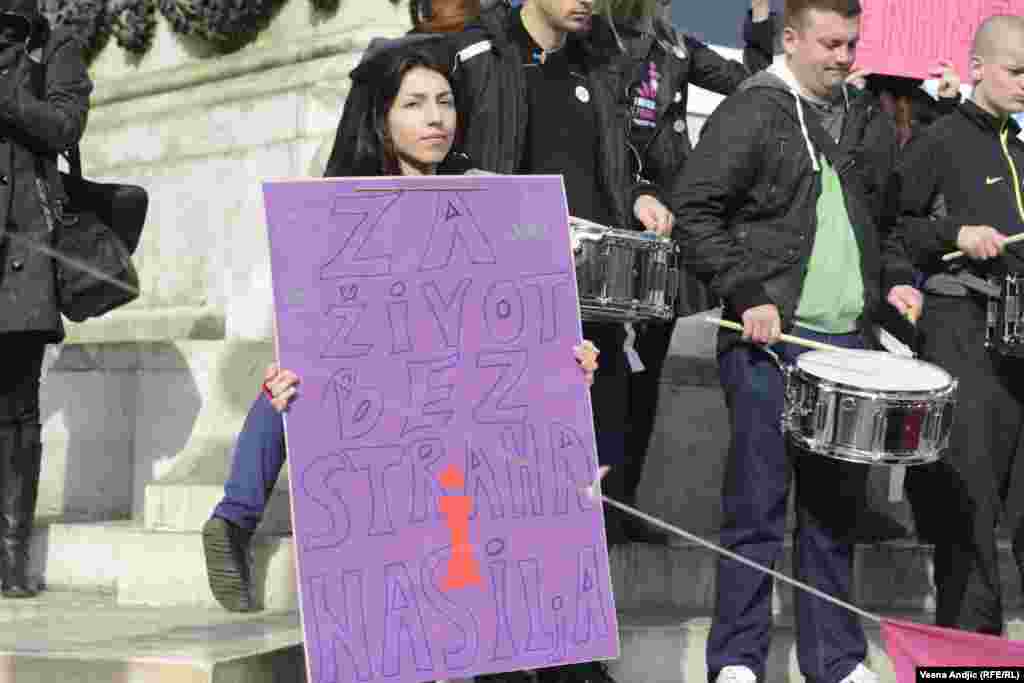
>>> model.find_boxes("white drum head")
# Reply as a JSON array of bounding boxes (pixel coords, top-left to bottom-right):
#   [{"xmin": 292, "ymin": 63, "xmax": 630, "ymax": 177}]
[{"xmin": 795, "ymin": 350, "xmax": 952, "ymax": 392}]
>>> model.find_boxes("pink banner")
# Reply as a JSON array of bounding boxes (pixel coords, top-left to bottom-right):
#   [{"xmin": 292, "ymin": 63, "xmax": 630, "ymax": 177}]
[
  {"xmin": 882, "ymin": 618, "xmax": 1024, "ymax": 681},
  {"xmin": 855, "ymin": 0, "xmax": 1024, "ymax": 80}
]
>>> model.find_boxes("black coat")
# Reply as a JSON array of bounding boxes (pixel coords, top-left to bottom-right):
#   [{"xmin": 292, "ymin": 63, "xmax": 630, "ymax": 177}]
[
  {"xmin": 619, "ymin": 14, "xmax": 773, "ymax": 315},
  {"xmin": 0, "ymin": 27, "xmax": 92, "ymax": 342},
  {"xmin": 449, "ymin": 1, "xmax": 653, "ymax": 230},
  {"xmin": 621, "ymin": 14, "xmax": 773, "ymax": 191}
]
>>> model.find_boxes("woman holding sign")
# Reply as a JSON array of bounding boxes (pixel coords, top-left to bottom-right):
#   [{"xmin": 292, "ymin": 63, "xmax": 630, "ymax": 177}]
[{"xmin": 202, "ymin": 38, "xmax": 601, "ymax": 613}]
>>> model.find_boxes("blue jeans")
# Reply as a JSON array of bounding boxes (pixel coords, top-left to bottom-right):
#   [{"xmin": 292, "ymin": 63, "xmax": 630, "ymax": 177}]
[
  {"xmin": 212, "ymin": 393, "xmax": 286, "ymax": 532},
  {"xmin": 707, "ymin": 328, "xmax": 869, "ymax": 683}
]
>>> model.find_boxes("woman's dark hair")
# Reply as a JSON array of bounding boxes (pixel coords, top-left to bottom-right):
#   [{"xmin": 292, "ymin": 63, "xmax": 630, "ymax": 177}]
[{"xmin": 324, "ymin": 39, "xmax": 456, "ymax": 177}]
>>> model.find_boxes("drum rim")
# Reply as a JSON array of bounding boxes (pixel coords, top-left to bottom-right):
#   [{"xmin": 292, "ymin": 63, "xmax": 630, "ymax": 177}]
[
  {"xmin": 789, "ymin": 367, "xmax": 958, "ymax": 400},
  {"xmin": 788, "ymin": 438, "xmax": 943, "ymax": 466},
  {"xmin": 792, "ymin": 353, "xmax": 955, "ymax": 394}
]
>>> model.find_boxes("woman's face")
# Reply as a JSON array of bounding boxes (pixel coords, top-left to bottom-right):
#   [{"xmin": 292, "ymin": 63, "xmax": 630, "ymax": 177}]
[{"xmin": 385, "ymin": 66, "xmax": 456, "ymax": 176}]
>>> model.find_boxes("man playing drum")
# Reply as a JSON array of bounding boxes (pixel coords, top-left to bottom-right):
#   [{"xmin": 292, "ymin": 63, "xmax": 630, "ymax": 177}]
[
  {"xmin": 668, "ymin": 1, "xmax": 922, "ymax": 681},
  {"xmin": 894, "ymin": 15, "xmax": 1024, "ymax": 637},
  {"xmin": 449, "ymin": 0, "xmax": 672, "ymax": 680}
]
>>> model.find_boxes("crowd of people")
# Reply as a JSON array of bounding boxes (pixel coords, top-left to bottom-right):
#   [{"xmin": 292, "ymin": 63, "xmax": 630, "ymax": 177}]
[{"xmin": 2, "ymin": 0, "xmax": 1023, "ymax": 681}]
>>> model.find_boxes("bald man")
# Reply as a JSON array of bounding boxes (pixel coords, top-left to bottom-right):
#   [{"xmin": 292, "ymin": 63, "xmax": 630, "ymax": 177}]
[{"xmin": 892, "ymin": 14, "xmax": 1024, "ymax": 636}]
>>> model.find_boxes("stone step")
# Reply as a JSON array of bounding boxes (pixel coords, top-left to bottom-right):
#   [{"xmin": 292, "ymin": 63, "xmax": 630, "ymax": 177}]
[
  {"xmin": 144, "ymin": 476, "xmax": 292, "ymax": 534},
  {"xmin": 608, "ymin": 607, "xmax": 1024, "ymax": 683},
  {"xmin": 609, "ymin": 539, "xmax": 1024, "ymax": 614},
  {"xmin": 0, "ymin": 589, "xmax": 303, "ymax": 683},
  {"xmin": 29, "ymin": 521, "xmax": 298, "ymax": 611}
]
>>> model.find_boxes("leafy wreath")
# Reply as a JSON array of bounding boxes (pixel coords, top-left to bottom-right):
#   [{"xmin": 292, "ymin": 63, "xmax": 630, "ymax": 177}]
[
  {"xmin": 154, "ymin": 0, "xmax": 283, "ymax": 44},
  {"xmin": 109, "ymin": 0, "xmax": 157, "ymax": 55},
  {"xmin": 42, "ymin": 0, "xmax": 337, "ymax": 61}
]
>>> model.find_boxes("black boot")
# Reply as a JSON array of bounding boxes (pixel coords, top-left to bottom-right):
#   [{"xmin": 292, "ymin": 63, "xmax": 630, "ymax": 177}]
[
  {"xmin": 202, "ymin": 516, "xmax": 256, "ymax": 612},
  {"xmin": 0, "ymin": 424, "xmax": 41, "ymax": 598}
]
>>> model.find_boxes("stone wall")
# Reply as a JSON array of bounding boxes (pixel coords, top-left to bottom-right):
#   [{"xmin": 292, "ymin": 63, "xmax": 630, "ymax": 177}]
[{"xmin": 39, "ymin": 0, "xmax": 411, "ymax": 521}]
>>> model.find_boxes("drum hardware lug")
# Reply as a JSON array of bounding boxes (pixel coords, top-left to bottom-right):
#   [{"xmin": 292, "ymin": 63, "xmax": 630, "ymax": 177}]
[
  {"xmin": 870, "ymin": 404, "xmax": 888, "ymax": 460},
  {"xmin": 812, "ymin": 386, "xmax": 836, "ymax": 447}
]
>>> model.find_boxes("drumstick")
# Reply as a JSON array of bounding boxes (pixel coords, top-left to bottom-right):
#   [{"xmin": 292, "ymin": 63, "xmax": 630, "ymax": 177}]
[
  {"xmin": 704, "ymin": 317, "xmax": 849, "ymax": 353},
  {"xmin": 942, "ymin": 231, "xmax": 1024, "ymax": 261}
]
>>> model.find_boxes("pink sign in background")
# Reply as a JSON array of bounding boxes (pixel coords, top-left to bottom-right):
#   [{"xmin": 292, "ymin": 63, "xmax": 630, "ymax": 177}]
[
  {"xmin": 262, "ymin": 176, "xmax": 618, "ymax": 683},
  {"xmin": 855, "ymin": 0, "xmax": 1024, "ymax": 80}
]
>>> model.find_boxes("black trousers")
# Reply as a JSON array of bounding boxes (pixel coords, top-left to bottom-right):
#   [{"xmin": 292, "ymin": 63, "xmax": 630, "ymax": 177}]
[
  {"xmin": 904, "ymin": 295, "xmax": 1024, "ymax": 634},
  {"xmin": 0, "ymin": 333, "xmax": 46, "ymax": 430},
  {"xmin": 622, "ymin": 320, "xmax": 673, "ymax": 503}
]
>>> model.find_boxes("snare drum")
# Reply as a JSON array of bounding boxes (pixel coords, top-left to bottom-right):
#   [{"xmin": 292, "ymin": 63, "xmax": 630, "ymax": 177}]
[
  {"xmin": 986, "ymin": 273, "xmax": 1023, "ymax": 357},
  {"xmin": 784, "ymin": 350, "xmax": 957, "ymax": 466},
  {"xmin": 569, "ymin": 217, "xmax": 678, "ymax": 322}
]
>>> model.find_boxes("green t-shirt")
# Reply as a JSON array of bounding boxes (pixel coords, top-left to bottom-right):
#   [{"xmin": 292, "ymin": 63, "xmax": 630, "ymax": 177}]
[{"xmin": 794, "ymin": 156, "xmax": 864, "ymax": 334}]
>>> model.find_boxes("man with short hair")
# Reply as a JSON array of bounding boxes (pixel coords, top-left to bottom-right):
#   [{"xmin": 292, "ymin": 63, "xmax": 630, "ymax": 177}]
[
  {"xmin": 450, "ymin": 1, "xmax": 672, "ymax": 681},
  {"xmin": 450, "ymin": 0, "xmax": 672, "ymax": 544},
  {"xmin": 895, "ymin": 14, "xmax": 1024, "ymax": 637},
  {"xmin": 669, "ymin": 1, "xmax": 921, "ymax": 681}
]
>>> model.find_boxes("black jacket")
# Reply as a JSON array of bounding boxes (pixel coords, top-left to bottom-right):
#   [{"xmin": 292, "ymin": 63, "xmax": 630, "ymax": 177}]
[
  {"xmin": 618, "ymin": 13, "xmax": 773, "ymax": 315},
  {"xmin": 0, "ymin": 22, "xmax": 92, "ymax": 342},
  {"xmin": 449, "ymin": 1, "xmax": 650, "ymax": 229},
  {"xmin": 668, "ymin": 68, "xmax": 914, "ymax": 350},
  {"xmin": 621, "ymin": 12, "xmax": 774, "ymax": 191},
  {"xmin": 894, "ymin": 100, "xmax": 1024, "ymax": 276}
]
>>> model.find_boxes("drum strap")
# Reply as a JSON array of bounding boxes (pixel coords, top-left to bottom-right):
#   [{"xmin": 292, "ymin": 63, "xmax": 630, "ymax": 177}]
[
  {"xmin": 922, "ymin": 271, "xmax": 1001, "ymax": 298},
  {"xmin": 623, "ymin": 323, "xmax": 646, "ymax": 373}
]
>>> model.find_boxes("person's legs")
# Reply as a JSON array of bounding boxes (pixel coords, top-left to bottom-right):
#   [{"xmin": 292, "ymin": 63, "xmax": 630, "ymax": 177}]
[
  {"xmin": 0, "ymin": 332, "xmax": 45, "ymax": 598},
  {"xmin": 584, "ymin": 322, "xmax": 630, "ymax": 547},
  {"xmin": 212, "ymin": 392, "xmax": 286, "ymax": 532},
  {"xmin": 706, "ymin": 344, "xmax": 792, "ymax": 682},
  {"xmin": 787, "ymin": 329, "xmax": 870, "ymax": 683},
  {"xmin": 792, "ymin": 456, "xmax": 869, "ymax": 682},
  {"xmin": 619, "ymin": 320, "xmax": 674, "ymax": 543},
  {"xmin": 204, "ymin": 392, "xmax": 287, "ymax": 612},
  {"xmin": 906, "ymin": 297, "xmax": 1016, "ymax": 634}
]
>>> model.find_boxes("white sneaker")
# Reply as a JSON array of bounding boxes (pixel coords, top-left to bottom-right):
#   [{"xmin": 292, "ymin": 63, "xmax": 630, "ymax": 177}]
[
  {"xmin": 839, "ymin": 663, "xmax": 879, "ymax": 683},
  {"xmin": 716, "ymin": 665, "xmax": 757, "ymax": 683}
]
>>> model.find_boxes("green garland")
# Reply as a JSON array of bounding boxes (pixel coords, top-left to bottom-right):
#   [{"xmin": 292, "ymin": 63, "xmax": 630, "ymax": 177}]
[
  {"xmin": 110, "ymin": 0, "xmax": 158, "ymax": 55},
  {"xmin": 42, "ymin": 0, "xmax": 333, "ymax": 61},
  {"xmin": 155, "ymin": 0, "xmax": 283, "ymax": 44}
]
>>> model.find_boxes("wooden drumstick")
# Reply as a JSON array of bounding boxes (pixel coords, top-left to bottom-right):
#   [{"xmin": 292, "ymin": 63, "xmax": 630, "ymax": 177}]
[
  {"xmin": 942, "ymin": 231, "xmax": 1024, "ymax": 261},
  {"xmin": 704, "ymin": 317, "xmax": 849, "ymax": 353}
]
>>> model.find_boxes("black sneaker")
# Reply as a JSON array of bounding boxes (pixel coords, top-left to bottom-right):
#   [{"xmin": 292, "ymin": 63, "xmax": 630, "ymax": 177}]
[{"xmin": 202, "ymin": 516, "xmax": 256, "ymax": 612}]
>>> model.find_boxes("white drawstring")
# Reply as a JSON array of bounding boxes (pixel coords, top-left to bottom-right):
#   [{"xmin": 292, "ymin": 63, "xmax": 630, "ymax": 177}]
[{"xmin": 791, "ymin": 88, "xmax": 821, "ymax": 172}]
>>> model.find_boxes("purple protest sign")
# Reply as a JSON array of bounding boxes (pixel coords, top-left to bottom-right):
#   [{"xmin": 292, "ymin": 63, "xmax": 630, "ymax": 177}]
[{"xmin": 262, "ymin": 176, "xmax": 619, "ymax": 683}]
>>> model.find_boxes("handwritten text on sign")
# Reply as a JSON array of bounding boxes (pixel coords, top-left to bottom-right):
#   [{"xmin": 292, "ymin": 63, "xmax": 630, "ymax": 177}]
[
  {"xmin": 262, "ymin": 176, "xmax": 618, "ymax": 683},
  {"xmin": 855, "ymin": 0, "xmax": 1024, "ymax": 80}
]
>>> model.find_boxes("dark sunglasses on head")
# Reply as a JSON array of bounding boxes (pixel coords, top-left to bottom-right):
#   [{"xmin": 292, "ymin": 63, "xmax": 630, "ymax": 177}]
[{"xmin": 0, "ymin": 12, "xmax": 31, "ymax": 43}]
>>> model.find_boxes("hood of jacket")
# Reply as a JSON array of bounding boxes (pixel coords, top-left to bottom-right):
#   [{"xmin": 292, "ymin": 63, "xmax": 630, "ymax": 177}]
[
  {"xmin": 350, "ymin": 34, "xmax": 450, "ymax": 83},
  {"xmin": 737, "ymin": 63, "xmax": 859, "ymax": 174}
]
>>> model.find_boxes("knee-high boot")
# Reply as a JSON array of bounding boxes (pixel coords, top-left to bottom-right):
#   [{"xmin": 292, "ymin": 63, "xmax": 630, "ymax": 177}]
[{"xmin": 0, "ymin": 423, "xmax": 41, "ymax": 598}]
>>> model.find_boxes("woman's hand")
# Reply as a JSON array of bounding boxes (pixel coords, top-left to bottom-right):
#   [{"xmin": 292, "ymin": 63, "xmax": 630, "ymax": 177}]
[
  {"xmin": 574, "ymin": 340, "xmax": 599, "ymax": 387},
  {"xmin": 262, "ymin": 363, "xmax": 301, "ymax": 413},
  {"xmin": 929, "ymin": 59, "xmax": 961, "ymax": 99}
]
